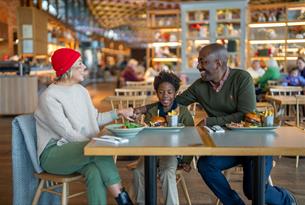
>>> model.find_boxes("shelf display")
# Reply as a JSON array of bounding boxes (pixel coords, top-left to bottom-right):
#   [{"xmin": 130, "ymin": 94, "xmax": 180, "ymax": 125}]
[
  {"xmin": 181, "ymin": 0, "xmax": 248, "ymax": 72},
  {"xmin": 147, "ymin": 10, "xmax": 181, "ymax": 71},
  {"xmin": 247, "ymin": 2, "xmax": 305, "ymax": 71}
]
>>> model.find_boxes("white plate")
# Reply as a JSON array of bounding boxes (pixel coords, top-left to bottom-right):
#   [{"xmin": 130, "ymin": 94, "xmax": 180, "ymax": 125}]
[
  {"xmin": 225, "ymin": 124, "xmax": 279, "ymax": 131},
  {"xmin": 106, "ymin": 124, "xmax": 145, "ymax": 138}
]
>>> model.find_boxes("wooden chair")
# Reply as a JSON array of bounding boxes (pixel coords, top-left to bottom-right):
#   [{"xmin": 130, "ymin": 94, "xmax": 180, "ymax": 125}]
[
  {"xmin": 32, "ymin": 172, "xmax": 85, "ymax": 205},
  {"xmin": 267, "ymin": 80, "xmax": 281, "ymax": 87},
  {"xmin": 122, "ymin": 85, "xmax": 156, "ymax": 96},
  {"xmin": 126, "ymin": 160, "xmax": 192, "ymax": 205},
  {"xmin": 269, "ymin": 86, "xmax": 303, "ymax": 96},
  {"xmin": 126, "ymin": 81, "xmax": 152, "ymax": 86},
  {"xmin": 114, "ymin": 88, "xmax": 147, "ymax": 96},
  {"xmin": 269, "ymin": 86, "xmax": 303, "ymax": 122},
  {"xmin": 268, "ymin": 86, "xmax": 303, "ymax": 168}
]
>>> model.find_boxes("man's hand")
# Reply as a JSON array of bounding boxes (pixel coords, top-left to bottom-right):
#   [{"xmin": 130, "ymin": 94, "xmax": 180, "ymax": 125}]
[{"xmin": 197, "ymin": 117, "xmax": 207, "ymax": 127}]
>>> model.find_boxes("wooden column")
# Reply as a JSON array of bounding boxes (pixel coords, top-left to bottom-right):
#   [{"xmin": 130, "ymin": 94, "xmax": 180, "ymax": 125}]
[{"xmin": 0, "ymin": 76, "xmax": 38, "ymax": 115}]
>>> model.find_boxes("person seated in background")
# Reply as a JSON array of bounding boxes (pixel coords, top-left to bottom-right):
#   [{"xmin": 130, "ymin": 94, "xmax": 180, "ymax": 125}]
[
  {"xmin": 282, "ymin": 67, "xmax": 305, "ymax": 86},
  {"xmin": 257, "ymin": 58, "xmax": 282, "ymax": 92},
  {"xmin": 120, "ymin": 59, "xmax": 144, "ymax": 82},
  {"xmin": 133, "ymin": 71, "xmax": 194, "ymax": 205},
  {"xmin": 247, "ymin": 60, "xmax": 265, "ymax": 81},
  {"xmin": 296, "ymin": 56, "xmax": 305, "ymax": 78},
  {"xmin": 144, "ymin": 62, "xmax": 169, "ymax": 83},
  {"xmin": 35, "ymin": 48, "xmax": 134, "ymax": 205}
]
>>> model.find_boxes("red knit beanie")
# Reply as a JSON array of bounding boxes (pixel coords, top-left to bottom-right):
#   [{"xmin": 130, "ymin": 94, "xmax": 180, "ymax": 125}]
[{"xmin": 51, "ymin": 48, "xmax": 81, "ymax": 77}]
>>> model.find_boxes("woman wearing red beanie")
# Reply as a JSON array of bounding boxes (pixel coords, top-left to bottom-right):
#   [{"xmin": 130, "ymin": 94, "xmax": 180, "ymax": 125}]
[{"xmin": 35, "ymin": 48, "xmax": 134, "ymax": 205}]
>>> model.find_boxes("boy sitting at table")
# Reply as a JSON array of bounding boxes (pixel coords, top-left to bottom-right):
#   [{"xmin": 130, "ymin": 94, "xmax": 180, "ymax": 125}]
[{"xmin": 133, "ymin": 71, "xmax": 194, "ymax": 205}]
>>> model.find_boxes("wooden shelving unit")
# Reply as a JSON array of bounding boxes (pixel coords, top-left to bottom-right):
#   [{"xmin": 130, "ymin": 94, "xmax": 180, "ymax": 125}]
[
  {"xmin": 146, "ymin": 9, "xmax": 181, "ymax": 71},
  {"xmin": 247, "ymin": 2, "xmax": 305, "ymax": 71}
]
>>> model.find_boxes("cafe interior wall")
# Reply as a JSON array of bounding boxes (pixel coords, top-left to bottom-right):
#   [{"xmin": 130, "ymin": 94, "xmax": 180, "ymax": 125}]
[{"xmin": 0, "ymin": 0, "xmax": 20, "ymax": 59}]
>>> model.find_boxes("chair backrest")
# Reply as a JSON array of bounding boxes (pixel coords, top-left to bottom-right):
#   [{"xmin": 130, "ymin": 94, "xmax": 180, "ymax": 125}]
[
  {"xmin": 12, "ymin": 114, "xmax": 59, "ymax": 205},
  {"xmin": 106, "ymin": 95, "xmax": 147, "ymax": 123},
  {"xmin": 269, "ymin": 86, "xmax": 303, "ymax": 96},
  {"xmin": 126, "ymin": 81, "xmax": 152, "ymax": 86},
  {"xmin": 121, "ymin": 85, "xmax": 156, "ymax": 96},
  {"xmin": 267, "ymin": 80, "xmax": 280, "ymax": 87},
  {"xmin": 114, "ymin": 88, "xmax": 147, "ymax": 96}
]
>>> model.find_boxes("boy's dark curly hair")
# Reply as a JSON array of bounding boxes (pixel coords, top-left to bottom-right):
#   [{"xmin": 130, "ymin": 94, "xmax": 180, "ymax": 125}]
[{"xmin": 153, "ymin": 71, "xmax": 181, "ymax": 92}]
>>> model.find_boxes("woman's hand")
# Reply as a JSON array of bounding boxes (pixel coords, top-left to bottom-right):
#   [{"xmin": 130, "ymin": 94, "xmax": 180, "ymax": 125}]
[{"xmin": 116, "ymin": 108, "xmax": 134, "ymax": 121}]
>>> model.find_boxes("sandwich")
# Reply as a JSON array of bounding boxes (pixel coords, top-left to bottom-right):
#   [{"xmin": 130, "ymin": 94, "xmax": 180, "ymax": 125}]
[
  {"xmin": 150, "ymin": 116, "xmax": 166, "ymax": 127},
  {"xmin": 244, "ymin": 112, "xmax": 262, "ymax": 126}
]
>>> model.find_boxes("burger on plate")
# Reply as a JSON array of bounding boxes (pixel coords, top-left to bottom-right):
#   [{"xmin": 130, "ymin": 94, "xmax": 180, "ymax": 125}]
[
  {"xmin": 150, "ymin": 116, "xmax": 166, "ymax": 127},
  {"xmin": 244, "ymin": 112, "xmax": 262, "ymax": 126}
]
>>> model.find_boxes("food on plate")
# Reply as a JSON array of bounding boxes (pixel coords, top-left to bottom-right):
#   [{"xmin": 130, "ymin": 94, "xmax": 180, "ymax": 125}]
[
  {"xmin": 168, "ymin": 110, "xmax": 178, "ymax": 116},
  {"xmin": 227, "ymin": 121, "xmax": 258, "ymax": 128},
  {"xmin": 149, "ymin": 116, "xmax": 166, "ymax": 127},
  {"xmin": 244, "ymin": 112, "xmax": 262, "ymax": 126},
  {"xmin": 119, "ymin": 122, "xmax": 142, "ymax": 129}
]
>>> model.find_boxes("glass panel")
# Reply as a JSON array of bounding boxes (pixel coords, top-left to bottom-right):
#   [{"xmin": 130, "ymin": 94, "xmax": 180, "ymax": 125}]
[
  {"xmin": 249, "ymin": 44, "xmax": 285, "ymax": 59},
  {"xmin": 250, "ymin": 8, "xmax": 286, "ymax": 23},
  {"xmin": 187, "ymin": 23, "xmax": 209, "ymax": 39},
  {"xmin": 187, "ymin": 10, "xmax": 209, "ymax": 22},
  {"xmin": 216, "ymin": 39, "xmax": 240, "ymax": 68},
  {"xmin": 217, "ymin": 9, "xmax": 240, "ymax": 21},
  {"xmin": 217, "ymin": 23, "xmax": 240, "ymax": 38},
  {"xmin": 249, "ymin": 27, "xmax": 286, "ymax": 40},
  {"xmin": 57, "ymin": 0, "xmax": 66, "ymax": 21},
  {"xmin": 286, "ymin": 42, "xmax": 305, "ymax": 58},
  {"xmin": 48, "ymin": 0, "xmax": 58, "ymax": 16},
  {"xmin": 154, "ymin": 30, "xmax": 180, "ymax": 42},
  {"xmin": 288, "ymin": 25, "xmax": 305, "ymax": 39},
  {"xmin": 42, "ymin": 0, "xmax": 48, "ymax": 11},
  {"xmin": 155, "ymin": 14, "xmax": 178, "ymax": 27}
]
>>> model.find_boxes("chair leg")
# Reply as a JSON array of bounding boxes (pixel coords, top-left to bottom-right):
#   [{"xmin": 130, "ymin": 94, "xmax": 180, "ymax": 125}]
[
  {"xmin": 268, "ymin": 176, "xmax": 273, "ymax": 186},
  {"xmin": 32, "ymin": 179, "xmax": 45, "ymax": 205},
  {"xmin": 296, "ymin": 156, "xmax": 299, "ymax": 168},
  {"xmin": 177, "ymin": 173, "xmax": 192, "ymax": 205},
  {"xmin": 61, "ymin": 182, "xmax": 69, "ymax": 205},
  {"xmin": 192, "ymin": 157, "xmax": 197, "ymax": 170}
]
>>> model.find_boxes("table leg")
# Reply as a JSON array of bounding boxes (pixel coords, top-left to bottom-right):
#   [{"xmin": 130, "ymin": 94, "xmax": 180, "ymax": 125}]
[
  {"xmin": 296, "ymin": 98, "xmax": 300, "ymax": 127},
  {"xmin": 252, "ymin": 156, "xmax": 265, "ymax": 205},
  {"xmin": 145, "ymin": 156, "xmax": 157, "ymax": 205}
]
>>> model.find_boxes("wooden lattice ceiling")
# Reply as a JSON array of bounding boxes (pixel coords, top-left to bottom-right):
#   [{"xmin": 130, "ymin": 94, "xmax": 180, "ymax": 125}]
[
  {"xmin": 87, "ymin": 0, "xmax": 304, "ymax": 44},
  {"xmin": 88, "ymin": 0, "xmax": 304, "ymax": 29},
  {"xmin": 87, "ymin": 0, "xmax": 147, "ymax": 29}
]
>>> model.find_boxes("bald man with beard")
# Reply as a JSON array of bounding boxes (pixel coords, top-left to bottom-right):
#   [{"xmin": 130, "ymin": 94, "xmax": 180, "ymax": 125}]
[{"xmin": 134, "ymin": 43, "xmax": 297, "ymax": 205}]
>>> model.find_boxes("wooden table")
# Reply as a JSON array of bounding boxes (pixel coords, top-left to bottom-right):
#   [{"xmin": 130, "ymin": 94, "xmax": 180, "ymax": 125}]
[
  {"xmin": 84, "ymin": 127, "xmax": 305, "ymax": 205},
  {"xmin": 265, "ymin": 95, "xmax": 305, "ymax": 127}
]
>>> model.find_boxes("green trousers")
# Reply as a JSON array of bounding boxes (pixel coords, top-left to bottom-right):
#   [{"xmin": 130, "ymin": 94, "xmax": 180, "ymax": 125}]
[{"xmin": 40, "ymin": 141, "xmax": 121, "ymax": 205}]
